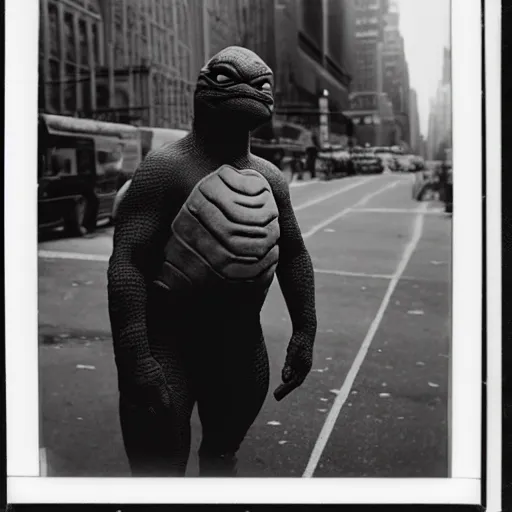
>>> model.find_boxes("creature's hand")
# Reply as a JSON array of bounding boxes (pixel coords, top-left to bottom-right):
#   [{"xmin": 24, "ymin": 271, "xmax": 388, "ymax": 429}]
[
  {"xmin": 274, "ymin": 333, "xmax": 313, "ymax": 401},
  {"xmin": 120, "ymin": 356, "xmax": 171, "ymax": 414}
]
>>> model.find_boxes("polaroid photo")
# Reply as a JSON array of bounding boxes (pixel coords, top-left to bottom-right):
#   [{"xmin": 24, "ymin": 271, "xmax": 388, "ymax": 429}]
[{"xmin": 5, "ymin": 0, "xmax": 498, "ymax": 507}]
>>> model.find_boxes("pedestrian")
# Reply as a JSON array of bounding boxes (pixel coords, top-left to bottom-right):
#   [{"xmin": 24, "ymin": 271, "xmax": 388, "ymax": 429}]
[
  {"xmin": 305, "ymin": 133, "xmax": 320, "ymax": 179},
  {"xmin": 108, "ymin": 46, "xmax": 317, "ymax": 478}
]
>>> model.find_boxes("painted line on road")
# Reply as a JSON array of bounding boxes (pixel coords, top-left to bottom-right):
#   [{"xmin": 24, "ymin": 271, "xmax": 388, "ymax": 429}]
[
  {"xmin": 37, "ymin": 179, "xmax": 400, "ymax": 263},
  {"xmin": 302, "ymin": 201, "xmax": 429, "ymax": 478},
  {"xmin": 348, "ymin": 207, "xmax": 445, "ymax": 215},
  {"xmin": 294, "ymin": 177, "xmax": 377, "ymax": 212},
  {"xmin": 290, "ymin": 178, "xmax": 321, "ymax": 188},
  {"xmin": 314, "ymin": 268, "xmax": 437, "ymax": 283},
  {"xmin": 38, "ymin": 250, "xmax": 109, "ymax": 262},
  {"xmin": 37, "ymin": 178, "xmax": 383, "ymax": 263},
  {"xmin": 314, "ymin": 268, "xmax": 392, "ymax": 280},
  {"xmin": 301, "ymin": 180, "xmax": 401, "ymax": 239}
]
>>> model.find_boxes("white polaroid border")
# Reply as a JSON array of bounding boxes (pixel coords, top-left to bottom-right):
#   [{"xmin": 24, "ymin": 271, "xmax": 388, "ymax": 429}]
[{"xmin": 5, "ymin": 0, "xmax": 484, "ymax": 505}]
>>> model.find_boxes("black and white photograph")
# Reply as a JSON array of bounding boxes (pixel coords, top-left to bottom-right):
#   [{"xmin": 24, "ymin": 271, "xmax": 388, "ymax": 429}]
[{"xmin": 5, "ymin": 0, "xmax": 489, "ymax": 506}]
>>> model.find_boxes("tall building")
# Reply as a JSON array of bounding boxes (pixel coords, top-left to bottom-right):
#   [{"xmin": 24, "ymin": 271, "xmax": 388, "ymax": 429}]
[
  {"xmin": 38, "ymin": 0, "xmax": 356, "ymax": 139},
  {"xmin": 408, "ymin": 88, "xmax": 420, "ymax": 153},
  {"xmin": 103, "ymin": 0, "xmax": 205, "ymax": 128},
  {"xmin": 427, "ymin": 46, "xmax": 452, "ymax": 160},
  {"xmin": 205, "ymin": 0, "xmax": 276, "ymax": 72},
  {"xmin": 38, "ymin": 0, "xmax": 105, "ymax": 118},
  {"xmin": 351, "ymin": 0, "xmax": 389, "ymax": 93},
  {"xmin": 347, "ymin": 0, "xmax": 412, "ymax": 147},
  {"xmin": 272, "ymin": 0, "xmax": 355, "ymax": 139},
  {"xmin": 381, "ymin": 1, "xmax": 410, "ymax": 145},
  {"xmin": 39, "ymin": 0, "xmax": 205, "ymax": 128},
  {"xmin": 38, "ymin": 0, "xmax": 277, "ymax": 129}
]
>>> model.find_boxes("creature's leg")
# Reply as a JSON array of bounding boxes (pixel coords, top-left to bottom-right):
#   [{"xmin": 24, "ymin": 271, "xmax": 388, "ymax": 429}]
[
  {"xmin": 195, "ymin": 334, "xmax": 269, "ymax": 477},
  {"xmin": 118, "ymin": 289, "xmax": 196, "ymax": 477}
]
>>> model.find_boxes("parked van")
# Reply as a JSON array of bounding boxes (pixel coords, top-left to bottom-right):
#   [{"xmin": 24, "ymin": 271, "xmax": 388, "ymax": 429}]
[
  {"xmin": 38, "ymin": 114, "xmax": 142, "ymax": 236},
  {"xmin": 111, "ymin": 126, "xmax": 189, "ymax": 221},
  {"xmin": 139, "ymin": 126, "xmax": 189, "ymax": 158}
]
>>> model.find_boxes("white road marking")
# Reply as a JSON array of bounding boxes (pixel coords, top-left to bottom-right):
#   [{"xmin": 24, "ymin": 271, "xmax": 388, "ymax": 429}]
[
  {"xmin": 40, "ymin": 447, "xmax": 48, "ymax": 477},
  {"xmin": 301, "ymin": 181, "xmax": 400, "ymax": 239},
  {"xmin": 294, "ymin": 177, "xmax": 377, "ymax": 212},
  {"xmin": 38, "ymin": 250, "xmax": 109, "ymax": 262},
  {"xmin": 302, "ymin": 201, "xmax": 428, "ymax": 478},
  {"xmin": 37, "ymin": 177, "xmax": 386, "ymax": 263},
  {"xmin": 290, "ymin": 178, "xmax": 321, "ymax": 188},
  {"xmin": 314, "ymin": 269, "xmax": 431, "ymax": 282},
  {"xmin": 349, "ymin": 207, "xmax": 444, "ymax": 215},
  {"xmin": 314, "ymin": 269, "xmax": 392, "ymax": 280}
]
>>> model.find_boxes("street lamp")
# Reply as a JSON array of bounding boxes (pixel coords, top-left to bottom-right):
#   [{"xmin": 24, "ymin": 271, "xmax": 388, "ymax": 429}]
[{"xmin": 319, "ymin": 90, "xmax": 329, "ymax": 147}]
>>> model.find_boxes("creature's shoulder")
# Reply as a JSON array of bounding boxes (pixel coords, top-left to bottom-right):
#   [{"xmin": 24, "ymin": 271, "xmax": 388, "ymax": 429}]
[
  {"xmin": 134, "ymin": 143, "xmax": 191, "ymax": 190},
  {"xmin": 248, "ymin": 154, "xmax": 289, "ymax": 192}
]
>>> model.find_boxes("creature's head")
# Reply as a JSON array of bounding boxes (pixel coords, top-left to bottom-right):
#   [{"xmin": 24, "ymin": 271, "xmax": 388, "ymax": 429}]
[{"xmin": 194, "ymin": 46, "xmax": 274, "ymax": 131}]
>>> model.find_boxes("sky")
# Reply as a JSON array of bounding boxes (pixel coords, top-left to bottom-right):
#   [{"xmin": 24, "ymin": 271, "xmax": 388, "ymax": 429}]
[{"xmin": 394, "ymin": 0, "xmax": 451, "ymax": 137}]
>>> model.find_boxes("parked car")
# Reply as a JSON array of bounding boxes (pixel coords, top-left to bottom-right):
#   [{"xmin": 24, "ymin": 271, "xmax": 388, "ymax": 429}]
[
  {"xmin": 350, "ymin": 147, "xmax": 384, "ymax": 174},
  {"xmin": 317, "ymin": 145, "xmax": 352, "ymax": 179},
  {"xmin": 374, "ymin": 146, "xmax": 397, "ymax": 172},
  {"xmin": 38, "ymin": 114, "xmax": 142, "ymax": 236},
  {"xmin": 251, "ymin": 120, "xmax": 313, "ymax": 170},
  {"xmin": 395, "ymin": 153, "xmax": 417, "ymax": 172}
]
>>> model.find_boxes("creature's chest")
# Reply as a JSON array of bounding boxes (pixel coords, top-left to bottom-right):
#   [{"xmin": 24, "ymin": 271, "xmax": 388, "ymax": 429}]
[{"xmin": 156, "ymin": 164, "xmax": 280, "ymax": 293}]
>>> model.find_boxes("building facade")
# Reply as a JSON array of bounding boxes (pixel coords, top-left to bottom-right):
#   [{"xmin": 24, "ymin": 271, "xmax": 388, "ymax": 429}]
[
  {"xmin": 347, "ymin": 0, "xmax": 413, "ymax": 147},
  {"xmin": 39, "ymin": 0, "xmax": 105, "ymax": 117},
  {"xmin": 272, "ymin": 0, "xmax": 355, "ymax": 140},
  {"xmin": 427, "ymin": 46, "xmax": 452, "ymax": 160},
  {"xmin": 39, "ymin": 0, "xmax": 357, "ymax": 139},
  {"xmin": 39, "ymin": 0, "xmax": 205, "ymax": 128},
  {"xmin": 205, "ymin": 0, "xmax": 276, "ymax": 72},
  {"xmin": 350, "ymin": 0, "xmax": 389, "ymax": 93},
  {"xmin": 39, "ymin": 0, "xmax": 278, "ymax": 129},
  {"xmin": 381, "ymin": 2, "xmax": 410, "ymax": 145},
  {"xmin": 408, "ymin": 88, "xmax": 420, "ymax": 154}
]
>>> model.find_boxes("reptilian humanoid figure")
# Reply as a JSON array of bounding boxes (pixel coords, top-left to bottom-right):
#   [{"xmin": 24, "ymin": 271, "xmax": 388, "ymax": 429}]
[{"xmin": 108, "ymin": 46, "xmax": 317, "ymax": 477}]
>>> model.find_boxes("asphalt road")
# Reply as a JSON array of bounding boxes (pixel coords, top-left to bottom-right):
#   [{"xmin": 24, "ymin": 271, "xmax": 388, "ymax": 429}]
[{"xmin": 38, "ymin": 172, "xmax": 452, "ymax": 478}]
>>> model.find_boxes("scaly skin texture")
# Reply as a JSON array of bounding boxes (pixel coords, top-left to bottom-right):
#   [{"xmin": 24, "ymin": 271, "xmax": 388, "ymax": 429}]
[{"xmin": 107, "ymin": 46, "xmax": 317, "ymax": 477}]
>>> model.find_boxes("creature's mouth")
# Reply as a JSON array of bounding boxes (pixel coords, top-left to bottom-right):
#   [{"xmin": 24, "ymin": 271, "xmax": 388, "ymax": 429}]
[{"xmin": 219, "ymin": 92, "xmax": 273, "ymax": 107}]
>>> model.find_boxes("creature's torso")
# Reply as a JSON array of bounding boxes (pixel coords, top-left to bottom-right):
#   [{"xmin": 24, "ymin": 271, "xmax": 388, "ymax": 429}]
[{"xmin": 155, "ymin": 163, "xmax": 280, "ymax": 297}]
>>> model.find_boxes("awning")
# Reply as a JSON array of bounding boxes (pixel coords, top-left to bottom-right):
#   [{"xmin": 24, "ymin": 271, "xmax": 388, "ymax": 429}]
[{"xmin": 40, "ymin": 114, "xmax": 139, "ymax": 139}]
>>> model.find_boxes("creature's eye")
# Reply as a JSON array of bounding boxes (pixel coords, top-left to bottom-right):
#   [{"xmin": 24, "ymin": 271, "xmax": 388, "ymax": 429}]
[
  {"xmin": 260, "ymin": 82, "xmax": 272, "ymax": 91},
  {"xmin": 215, "ymin": 74, "xmax": 231, "ymax": 83}
]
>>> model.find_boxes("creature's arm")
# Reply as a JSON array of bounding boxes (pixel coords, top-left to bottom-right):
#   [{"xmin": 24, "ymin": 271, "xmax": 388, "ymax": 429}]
[
  {"xmin": 268, "ymin": 171, "xmax": 317, "ymax": 399},
  {"xmin": 107, "ymin": 152, "xmax": 173, "ymax": 409}
]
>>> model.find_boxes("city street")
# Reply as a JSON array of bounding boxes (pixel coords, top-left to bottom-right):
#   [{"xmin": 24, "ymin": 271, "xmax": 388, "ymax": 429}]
[{"xmin": 38, "ymin": 172, "xmax": 452, "ymax": 478}]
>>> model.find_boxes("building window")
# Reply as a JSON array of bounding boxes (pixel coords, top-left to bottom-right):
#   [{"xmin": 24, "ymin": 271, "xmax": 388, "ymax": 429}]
[
  {"xmin": 49, "ymin": 2, "xmax": 60, "ymax": 58},
  {"xmin": 327, "ymin": 0, "xmax": 343, "ymax": 66},
  {"xmin": 78, "ymin": 19, "xmax": 88, "ymax": 66},
  {"xmin": 301, "ymin": 0, "xmax": 323, "ymax": 51},
  {"xmin": 64, "ymin": 63, "xmax": 77, "ymax": 112},
  {"xmin": 91, "ymin": 23, "xmax": 100, "ymax": 64},
  {"xmin": 64, "ymin": 12, "xmax": 76, "ymax": 62},
  {"xmin": 49, "ymin": 59, "xmax": 60, "ymax": 111}
]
